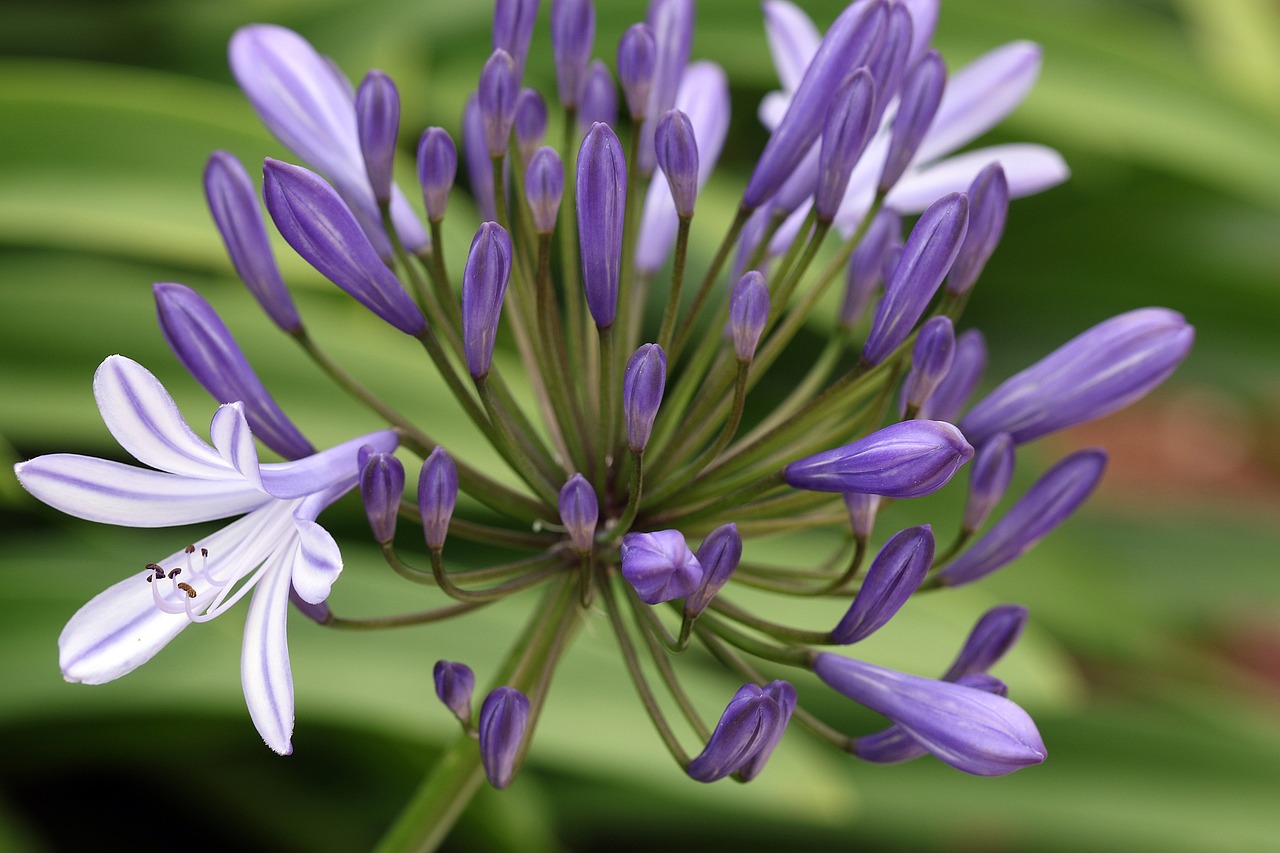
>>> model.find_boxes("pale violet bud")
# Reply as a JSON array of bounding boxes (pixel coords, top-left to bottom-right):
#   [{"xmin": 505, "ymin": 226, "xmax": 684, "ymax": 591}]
[
  {"xmin": 514, "ymin": 88, "xmax": 548, "ymax": 163},
  {"xmin": 839, "ymin": 207, "xmax": 901, "ymax": 330},
  {"xmin": 831, "ymin": 525, "xmax": 933, "ymax": 643},
  {"xmin": 461, "ymin": 222, "xmax": 514, "ymax": 379},
  {"xmin": 492, "ymin": 0, "xmax": 539, "ymax": 80},
  {"xmin": 623, "ymin": 343, "xmax": 667, "ymax": 454},
  {"xmin": 551, "ymin": 0, "xmax": 595, "ymax": 108},
  {"xmin": 479, "ymin": 686, "xmax": 531, "ymax": 788},
  {"xmin": 684, "ymin": 523, "xmax": 742, "ymax": 619},
  {"xmin": 359, "ymin": 449, "xmax": 404, "ymax": 544},
  {"xmin": 479, "ymin": 50, "xmax": 519, "ymax": 158},
  {"xmin": 637, "ymin": 0, "xmax": 695, "ymax": 175},
  {"xmin": 525, "ymin": 147, "xmax": 564, "ymax": 235},
  {"xmin": 946, "ymin": 163, "xmax": 1009, "ymax": 295},
  {"xmin": 419, "ymin": 447, "xmax": 459, "ymax": 551},
  {"xmin": 919, "ymin": 328, "xmax": 986, "ymax": 422},
  {"xmin": 355, "ymin": 70, "xmax": 400, "ymax": 205},
  {"xmin": 941, "ymin": 604, "xmax": 1030, "ymax": 682},
  {"xmin": 417, "ymin": 127, "xmax": 458, "ymax": 223},
  {"xmin": 558, "ymin": 473, "xmax": 598, "ymax": 553},
  {"xmin": 687, "ymin": 683, "xmax": 783, "ymax": 782},
  {"xmin": 864, "ymin": 1, "xmax": 913, "ymax": 118},
  {"xmin": 654, "ymin": 109, "xmax": 699, "ymax": 218},
  {"xmin": 784, "ymin": 420, "xmax": 974, "ymax": 499},
  {"xmin": 577, "ymin": 60, "xmax": 618, "ymax": 131},
  {"xmin": 816, "ymin": 69, "xmax": 877, "ymax": 222},
  {"xmin": 617, "ymin": 24, "xmax": 657, "ymax": 120},
  {"xmin": 736, "ymin": 680, "xmax": 797, "ymax": 781},
  {"xmin": 578, "ymin": 122, "xmax": 626, "ymax": 328},
  {"xmin": 728, "ymin": 271, "xmax": 770, "ymax": 362},
  {"xmin": 433, "ymin": 660, "xmax": 476, "ymax": 725},
  {"xmin": 879, "ymin": 50, "xmax": 947, "ymax": 194},
  {"xmin": 620, "ymin": 529, "xmax": 702, "ymax": 604},
  {"xmin": 853, "ymin": 672, "xmax": 1009, "ymax": 765},
  {"xmin": 462, "ymin": 94, "xmax": 497, "ymax": 221},
  {"xmin": 842, "ymin": 492, "xmax": 880, "ymax": 540},
  {"xmin": 902, "ymin": 315, "xmax": 956, "ymax": 415},
  {"xmin": 963, "ymin": 432, "xmax": 1015, "ymax": 533}
]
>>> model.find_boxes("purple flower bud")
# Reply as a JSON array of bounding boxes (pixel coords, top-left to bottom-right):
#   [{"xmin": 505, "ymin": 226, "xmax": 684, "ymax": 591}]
[
  {"xmin": 558, "ymin": 473, "xmax": 598, "ymax": 553},
  {"xmin": 262, "ymin": 159, "xmax": 425, "ymax": 335},
  {"xmin": 938, "ymin": 449, "xmax": 1107, "ymax": 587},
  {"xmin": 618, "ymin": 24, "xmax": 657, "ymax": 120},
  {"xmin": 816, "ymin": 69, "xmax": 877, "ymax": 222},
  {"xmin": 479, "ymin": 50, "xmax": 519, "ymax": 158},
  {"xmin": 842, "ymin": 492, "xmax": 880, "ymax": 540},
  {"xmin": 492, "ymin": 0, "xmax": 539, "ymax": 80},
  {"xmin": 461, "ymin": 222, "xmax": 514, "ymax": 379},
  {"xmin": 514, "ymin": 88, "xmax": 548, "ymax": 163},
  {"xmin": 770, "ymin": 145, "xmax": 820, "ymax": 219},
  {"xmin": 901, "ymin": 315, "xmax": 956, "ymax": 415},
  {"xmin": 879, "ymin": 50, "xmax": 947, "ymax": 194},
  {"xmin": 941, "ymin": 604, "xmax": 1030, "ymax": 682},
  {"xmin": 963, "ymin": 432, "xmax": 1014, "ymax": 533},
  {"xmin": 946, "ymin": 163, "xmax": 1009, "ymax": 295},
  {"xmin": 620, "ymin": 529, "xmax": 702, "ymax": 604},
  {"xmin": 919, "ymin": 328, "xmax": 986, "ymax": 422},
  {"xmin": 433, "ymin": 660, "xmax": 476, "ymax": 725},
  {"xmin": 462, "ymin": 94, "xmax": 497, "ymax": 221},
  {"xmin": 637, "ymin": 0, "xmax": 695, "ymax": 175},
  {"xmin": 290, "ymin": 584, "xmax": 333, "ymax": 624},
  {"xmin": 153, "ymin": 283, "xmax": 314, "ymax": 460},
  {"xmin": 864, "ymin": 1, "xmax": 913, "ymax": 116},
  {"xmin": 784, "ymin": 420, "xmax": 973, "ymax": 499},
  {"xmin": 623, "ymin": 343, "xmax": 667, "ymax": 454},
  {"xmin": 419, "ymin": 447, "xmax": 459, "ymax": 551},
  {"xmin": 728, "ymin": 271, "xmax": 770, "ymax": 362},
  {"xmin": 355, "ymin": 70, "xmax": 400, "ymax": 205},
  {"xmin": 839, "ymin": 207, "xmax": 901, "ymax": 330},
  {"xmin": 654, "ymin": 109, "xmax": 699, "ymax": 218},
  {"xmin": 525, "ymin": 147, "xmax": 564, "ymax": 234},
  {"xmin": 832, "ymin": 525, "xmax": 934, "ymax": 643},
  {"xmin": 686, "ymin": 682, "xmax": 783, "ymax": 782},
  {"xmin": 417, "ymin": 127, "xmax": 458, "ymax": 223},
  {"xmin": 203, "ymin": 151, "xmax": 300, "ymax": 332},
  {"xmin": 814, "ymin": 654, "xmax": 1046, "ymax": 776},
  {"xmin": 959, "ymin": 308, "xmax": 1195, "ymax": 446},
  {"xmin": 577, "ymin": 122, "xmax": 626, "ymax": 328},
  {"xmin": 736, "ymin": 680, "xmax": 797, "ymax": 781},
  {"xmin": 577, "ymin": 60, "xmax": 618, "ymax": 131},
  {"xmin": 359, "ymin": 449, "xmax": 404, "ymax": 544},
  {"xmin": 478, "ymin": 686, "xmax": 531, "ymax": 788},
  {"xmin": 551, "ymin": 0, "xmax": 595, "ymax": 108},
  {"xmin": 862, "ymin": 192, "xmax": 968, "ymax": 365},
  {"xmin": 684, "ymin": 523, "xmax": 742, "ymax": 618},
  {"xmin": 852, "ymin": 672, "xmax": 1009, "ymax": 765}
]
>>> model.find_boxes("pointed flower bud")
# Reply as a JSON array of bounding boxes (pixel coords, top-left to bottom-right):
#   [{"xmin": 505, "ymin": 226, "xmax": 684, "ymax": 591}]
[
  {"xmin": 417, "ymin": 127, "xmax": 458, "ymax": 223},
  {"xmin": 514, "ymin": 87, "xmax": 548, "ymax": 163},
  {"xmin": 784, "ymin": 420, "xmax": 974, "ymax": 499},
  {"xmin": 654, "ymin": 109, "xmax": 699, "ymax": 218},
  {"xmin": 558, "ymin": 473, "xmax": 598, "ymax": 553},
  {"xmin": 814, "ymin": 654, "xmax": 1046, "ymax": 776},
  {"xmin": 939, "ymin": 449, "xmax": 1106, "ymax": 587},
  {"xmin": 623, "ymin": 343, "xmax": 667, "ymax": 454},
  {"xmin": 879, "ymin": 50, "xmax": 946, "ymax": 194},
  {"xmin": 203, "ymin": 151, "xmax": 300, "ymax": 332},
  {"xmin": 479, "ymin": 50, "xmax": 519, "ymax": 158},
  {"xmin": 687, "ymin": 682, "xmax": 784, "ymax": 782},
  {"xmin": 852, "ymin": 672, "xmax": 1009, "ymax": 765},
  {"xmin": 728, "ymin": 271, "xmax": 770, "ymax": 362},
  {"xmin": 461, "ymin": 222, "xmax": 514, "ymax": 379},
  {"xmin": 359, "ymin": 449, "xmax": 404, "ymax": 544},
  {"xmin": 842, "ymin": 492, "xmax": 880, "ymax": 540},
  {"xmin": 433, "ymin": 660, "xmax": 476, "ymax": 725},
  {"xmin": 832, "ymin": 525, "xmax": 934, "ymax": 643},
  {"xmin": 525, "ymin": 147, "xmax": 564, "ymax": 235},
  {"xmin": 862, "ymin": 192, "xmax": 968, "ymax": 365},
  {"xmin": 902, "ymin": 315, "xmax": 956, "ymax": 415},
  {"xmin": 153, "ymin": 282, "xmax": 314, "ymax": 460},
  {"xmin": 419, "ymin": 447, "xmax": 459, "ymax": 551},
  {"xmin": 263, "ymin": 159, "xmax": 425, "ymax": 335},
  {"xmin": 941, "ymin": 604, "xmax": 1030, "ymax": 682},
  {"xmin": 637, "ymin": 0, "xmax": 695, "ymax": 175},
  {"xmin": 963, "ymin": 432, "xmax": 1014, "ymax": 533},
  {"xmin": 577, "ymin": 122, "xmax": 626, "ymax": 328},
  {"xmin": 356, "ymin": 70, "xmax": 400, "ymax": 205},
  {"xmin": 839, "ymin": 207, "xmax": 901, "ymax": 330},
  {"xmin": 959, "ymin": 308, "xmax": 1195, "ymax": 446},
  {"xmin": 946, "ymin": 163, "xmax": 1009, "ymax": 295},
  {"xmin": 551, "ymin": 0, "xmax": 595, "ymax": 108},
  {"xmin": 618, "ymin": 24, "xmax": 657, "ymax": 120},
  {"xmin": 864, "ymin": 1, "xmax": 913, "ymax": 117},
  {"xmin": 736, "ymin": 680, "xmax": 797, "ymax": 781},
  {"xmin": 478, "ymin": 686, "xmax": 531, "ymax": 788},
  {"xmin": 816, "ymin": 69, "xmax": 877, "ymax": 222},
  {"xmin": 492, "ymin": 0, "xmax": 539, "ymax": 80},
  {"xmin": 620, "ymin": 529, "xmax": 702, "ymax": 604},
  {"xmin": 684, "ymin": 523, "xmax": 742, "ymax": 619},
  {"xmin": 919, "ymin": 328, "xmax": 986, "ymax": 422},
  {"xmin": 577, "ymin": 60, "xmax": 618, "ymax": 131}
]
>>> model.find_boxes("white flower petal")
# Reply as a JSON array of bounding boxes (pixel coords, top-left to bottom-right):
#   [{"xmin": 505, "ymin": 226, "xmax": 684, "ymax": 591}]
[
  {"xmin": 241, "ymin": 542, "xmax": 297, "ymax": 755},
  {"xmin": 887, "ymin": 144, "xmax": 1069, "ymax": 213},
  {"xmin": 763, "ymin": 0, "xmax": 820, "ymax": 92},
  {"xmin": 210, "ymin": 403, "xmax": 265, "ymax": 492},
  {"xmin": 758, "ymin": 90, "xmax": 789, "ymax": 129},
  {"xmin": 290, "ymin": 518, "xmax": 343, "ymax": 605},
  {"xmin": 259, "ymin": 429, "xmax": 397, "ymax": 499}
]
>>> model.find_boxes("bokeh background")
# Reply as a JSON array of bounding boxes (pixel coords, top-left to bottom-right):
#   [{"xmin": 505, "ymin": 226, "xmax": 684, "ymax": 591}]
[{"xmin": 2, "ymin": 0, "xmax": 1279, "ymax": 850}]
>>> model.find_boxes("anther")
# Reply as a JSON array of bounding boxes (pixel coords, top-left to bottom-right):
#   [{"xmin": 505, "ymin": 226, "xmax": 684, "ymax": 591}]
[
  {"xmin": 200, "ymin": 548, "xmax": 208, "ymax": 558},
  {"xmin": 177, "ymin": 582, "xmax": 197, "ymax": 599},
  {"xmin": 168, "ymin": 568, "xmax": 182, "ymax": 579},
  {"xmin": 185, "ymin": 544, "xmax": 196, "ymax": 554}
]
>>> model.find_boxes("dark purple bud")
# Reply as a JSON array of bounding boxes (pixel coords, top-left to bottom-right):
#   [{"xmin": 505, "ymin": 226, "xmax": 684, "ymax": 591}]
[
  {"xmin": 355, "ymin": 70, "xmax": 400, "ymax": 205},
  {"xmin": 814, "ymin": 654, "xmax": 1045, "ymax": 776},
  {"xmin": 461, "ymin": 222, "xmax": 513, "ymax": 379},
  {"xmin": 784, "ymin": 420, "xmax": 973, "ymax": 499},
  {"xmin": 839, "ymin": 207, "xmax": 901, "ymax": 330},
  {"xmin": 479, "ymin": 50, "xmax": 519, "ymax": 158},
  {"xmin": 654, "ymin": 109, "xmax": 699, "ymax": 218},
  {"xmin": 618, "ymin": 24, "xmax": 657, "ymax": 120},
  {"xmin": 684, "ymin": 523, "xmax": 742, "ymax": 619},
  {"xmin": 623, "ymin": 343, "xmax": 666, "ymax": 453},
  {"xmin": 433, "ymin": 660, "xmax": 476, "ymax": 725},
  {"xmin": 736, "ymin": 681, "xmax": 797, "ymax": 781},
  {"xmin": 686, "ymin": 683, "xmax": 783, "ymax": 782},
  {"xmin": 417, "ymin": 127, "xmax": 458, "ymax": 223},
  {"xmin": 262, "ymin": 159, "xmax": 425, "ymax": 335},
  {"xmin": 862, "ymin": 192, "xmax": 968, "ymax": 365},
  {"xmin": 153, "ymin": 283, "xmax": 313, "ymax": 460},
  {"xmin": 577, "ymin": 60, "xmax": 618, "ymax": 131},
  {"xmin": 577, "ymin": 122, "xmax": 626, "ymax": 328},
  {"xmin": 359, "ymin": 449, "xmax": 404, "ymax": 544},
  {"xmin": 478, "ymin": 686, "xmax": 531, "ymax": 788},
  {"xmin": 462, "ymin": 94, "xmax": 498, "ymax": 221},
  {"xmin": 941, "ymin": 605, "xmax": 1030, "ymax": 682},
  {"xmin": 879, "ymin": 50, "xmax": 947, "ymax": 194},
  {"xmin": 514, "ymin": 88, "xmax": 548, "ymax": 163},
  {"xmin": 919, "ymin": 328, "xmax": 986, "ymax": 422},
  {"xmin": 864, "ymin": 2, "xmax": 913, "ymax": 117},
  {"xmin": 946, "ymin": 163, "xmax": 1009, "ymax": 295},
  {"xmin": 959, "ymin": 309, "xmax": 1195, "ymax": 446},
  {"xmin": 551, "ymin": 0, "xmax": 596, "ymax": 108},
  {"xmin": 816, "ymin": 69, "xmax": 877, "ymax": 222},
  {"xmin": 290, "ymin": 585, "xmax": 332, "ymax": 624},
  {"xmin": 938, "ymin": 449, "xmax": 1107, "ymax": 587},
  {"xmin": 842, "ymin": 492, "xmax": 880, "ymax": 540},
  {"xmin": 728, "ymin": 271, "xmax": 770, "ymax": 362},
  {"xmin": 619, "ymin": 529, "xmax": 702, "ymax": 604},
  {"xmin": 492, "ymin": 0, "xmax": 539, "ymax": 80},
  {"xmin": 832, "ymin": 525, "xmax": 933, "ymax": 644},
  {"xmin": 419, "ymin": 447, "xmax": 459, "ymax": 551},
  {"xmin": 558, "ymin": 473, "xmax": 598, "ymax": 553},
  {"xmin": 963, "ymin": 432, "xmax": 1014, "ymax": 533},
  {"xmin": 525, "ymin": 147, "xmax": 564, "ymax": 234},
  {"xmin": 637, "ymin": 0, "xmax": 695, "ymax": 175},
  {"xmin": 902, "ymin": 315, "xmax": 956, "ymax": 415},
  {"xmin": 852, "ymin": 672, "xmax": 1009, "ymax": 765},
  {"xmin": 203, "ymin": 151, "xmax": 300, "ymax": 332}
]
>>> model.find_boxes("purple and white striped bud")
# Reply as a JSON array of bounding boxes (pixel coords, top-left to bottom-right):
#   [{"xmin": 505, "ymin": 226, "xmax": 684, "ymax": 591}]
[
  {"xmin": 623, "ymin": 343, "xmax": 667, "ymax": 454},
  {"xmin": 654, "ymin": 109, "xmax": 699, "ymax": 218},
  {"xmin": 736, "ymin": 680, "xmax": 797, "ymax": 781},
  {"xmin": 479, "ymin": 50, "xmax": 519, "ymax": 158},
  {"xmin": 784, "ymin": 420, "xmax": 974, "ymax": 499},
  {"xmin": 814, "ymin": 654, "xmax": 1045, "ymax": 776},
  {"xmin": 941, "ymin": 604, "xmax": 1030, "ymax": 682},
  {"xmin": 684, "ymin": 523, "xmax": 743, "ymax": 619},
  {"xmin": 433, "ymin": 660, "xmax": 476, "ymax": 725},
  {"xmin": 963, "ymin": 432, "xmax": 1014, "ymax": 533},
  {"xmin": 461, "ymin": 222, "xmax": 514, "ymax": 379},
  {"xmin": 203, "ymin": 151, "xmax": 300, "ymax": 332},
  {"xmin": 417, "ymin": 127, "xmax": 458, "ymax": 223},
  {"xmin": 637, "ymin": 0, "xmax": 695, "ymax": 175},
  {"xmin": 462, "ymin": 94, "xmax": 497, "ymax": 221},
  {"xmin": 153, "ymin": 283, "xmax": 314, "ymax": 460},
  {"xmin": 902, "ymin": 315, "xmax": 956, "ymax": 415},
  {"xmin": 946, "ymin": 163, "xmax": 1009, "ymax": 295},
  {"xmin": 832, "ymin": 525, "xmax": 933, "ymax": 644},
  {"xmin": 514, "ymin": 88, "xmax": 548, "ymax": 163},
  {"xmin": 687, "ymin": 682, "xmax": 784, "ymax": 782},
  {"xmin": 879, "ymin": 50, "xmax": 947, "ymax": 194},
  {"xmin": 959, "ymin": 309, "xmax": 1195, "ymax": 446},
  {"xmin": 478, "ymin": 686, "xmax": 531, "ymax": 789},
  {"xmin": 419, "ymin": 447, "xmax": 459, "ymax": 551},
  {"xmin": 852, "ymin": 672, "xmax": 1009, "ymax": 766},
  {"xmin": 359, "ymin": 449, "xmax": 404, "ymax": 544},
  {"xmin": 620, "ymin": 529, "xmax": 702, "ymax": 604},
  {"xmin": 558, "ymin": 473, "xmax": 598, "ymax": 553},
  {"xmin": 842, "ymin": 492, "xmax": 880, "ymax": 540},
  {"xmin": 577, "ymin": 60, "xmax": 618, "ymax": 131},
  {"xmin": 355, "ymin": 70, "xmax": 400, "ymax": 205},
  {"xmin": 938, "ymin": 449, "xmax": 1107, "ymax": 587},
  {"xmin": 728, "ymin": 271, "xmax": 770, "ymax": 362},
  {"xmin": 577, "ymin": 122, "xmax": 626, "ymax": 328},
  {"xmin": 551, "ymin": 0, "xmax": 595, "ymax": 108},
  {"xmin": 492, "ymin": 0, "xmax": 539, "ymax": 81},
  {"xmin": 816, "ymin": 69, "xmax": 877, "ymax": 222},
  {"xmin": 262, "ymin": 159, "xmax": 425, "ymax": 335},
  {"xmin": 525, "ymin": 147, "xmax": 564, "ymax": 234},
  {"xmin": 618, "ymin": 24, "xmax": 657, "ymax": 120},
  {"xmin": 919, "ymin": 328, "xmax": 986, "ymax": 422},
  {"xmin": 839, "ymin": 207, "xmax": 901, "ymax": 330},
  {"xmin": 862, "ymin": 192, "xmax": 968, "ymax": 365}
]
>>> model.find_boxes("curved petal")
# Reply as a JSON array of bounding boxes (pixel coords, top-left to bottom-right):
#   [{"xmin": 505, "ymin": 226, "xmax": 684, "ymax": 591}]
[
  {"xmin": 289, "ymin": 518, "xmax": 342, "ymax": 605},
  {"xmin": 258, "ymin": 429, "xmax": 398, "ymax": 499},
  {"xmin": 763, "ymin": 1, "xmax": 820, "ymax": 92},
  {"xmin": 241, "ymin": 539, "xmax": 297, "ymax": 755},
  {"xmin": 210, "ymin": 403, "xmax": 265, "ymax": 492},
  {"xmin": 887, "ymin": 144, "xmax": 1068, "ymax": 213}
]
